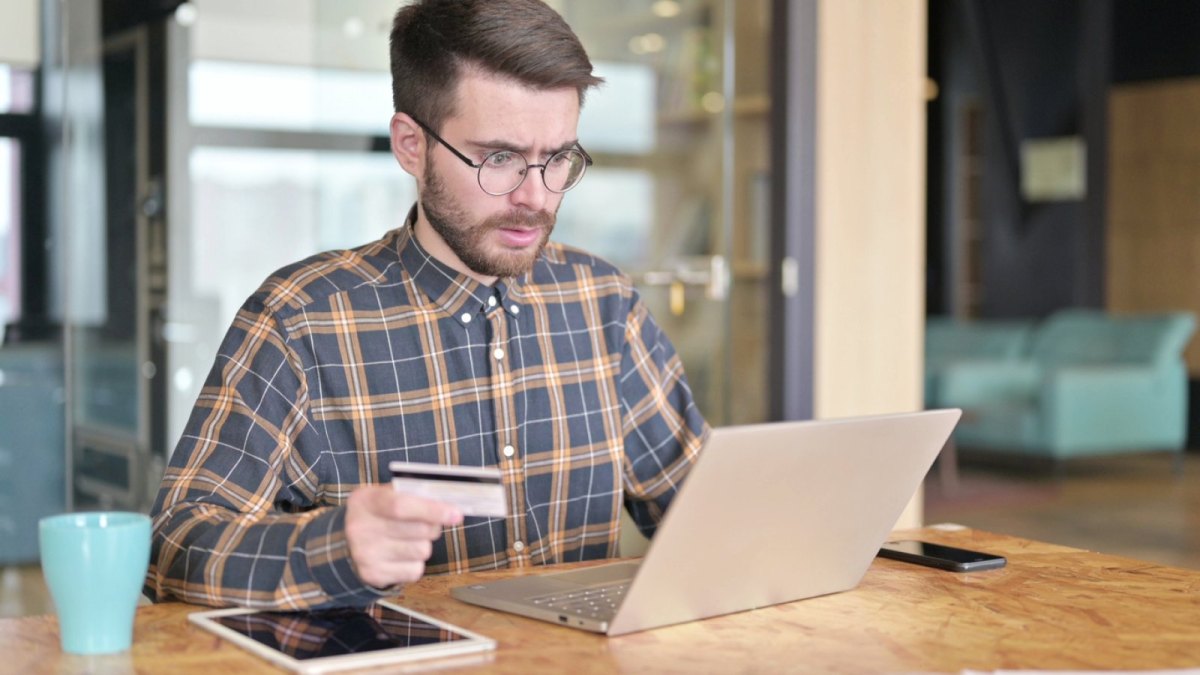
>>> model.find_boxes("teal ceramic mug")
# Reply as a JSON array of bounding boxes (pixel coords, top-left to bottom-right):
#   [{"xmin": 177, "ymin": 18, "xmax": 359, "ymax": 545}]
[{"xmin": 38, "ymin": 512, "xmax": 152, "ymax": 654}]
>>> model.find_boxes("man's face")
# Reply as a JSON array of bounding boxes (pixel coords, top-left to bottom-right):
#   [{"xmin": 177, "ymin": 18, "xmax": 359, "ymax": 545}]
[{"xmin": 417, "ymin": 70, "xmax": 581, "ymax": 280}]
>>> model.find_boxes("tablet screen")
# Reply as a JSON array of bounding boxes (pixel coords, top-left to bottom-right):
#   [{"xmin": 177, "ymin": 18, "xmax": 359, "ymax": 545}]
[{"xmin": 208, "ymin": 605, "xmax": 470, "ymax": 661}]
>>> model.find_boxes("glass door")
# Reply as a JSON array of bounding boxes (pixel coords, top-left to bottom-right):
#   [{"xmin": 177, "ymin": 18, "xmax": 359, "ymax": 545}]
[
  {"xmin": 559, "ymin": 0, "xmax": 772, "ymax": 426},
  {"xmin": 54, "ymin": 2, "xmax": 172, "ymax": 511},
  {"xmin": 67, "ymin": 25, "xmax": 156, "ymax": 511}
]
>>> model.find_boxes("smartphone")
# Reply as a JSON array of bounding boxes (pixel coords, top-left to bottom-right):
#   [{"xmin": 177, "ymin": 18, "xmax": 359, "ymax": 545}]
[{"xmin": 877, "ymin": 540, "xmax": 1007, "ymax": 572}]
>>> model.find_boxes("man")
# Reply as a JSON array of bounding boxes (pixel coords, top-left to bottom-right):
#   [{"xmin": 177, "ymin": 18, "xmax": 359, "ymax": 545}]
[{"xmin": 145, "ymin": 0, "xmax": 708, "ymax": 610}]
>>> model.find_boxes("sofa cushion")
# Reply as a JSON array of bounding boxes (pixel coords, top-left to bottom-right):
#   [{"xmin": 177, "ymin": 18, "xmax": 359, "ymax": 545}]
[{"xmin": 1030, "ymin": 310, "xmax": 1196, "ymax": 367}]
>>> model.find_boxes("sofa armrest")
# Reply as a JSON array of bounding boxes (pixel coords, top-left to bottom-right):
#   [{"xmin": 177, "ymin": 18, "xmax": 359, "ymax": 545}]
[
  {"xmin": 1040, "ymin": 364, "xmax": 1189, "ymax": 452},
  {"xmin": 934, "ymin": 360, "xmax": 1042, "ymax": 408},
  {"xmin": 1044, "ymin": 364, "xmax": 1175, "ymax": 408}
]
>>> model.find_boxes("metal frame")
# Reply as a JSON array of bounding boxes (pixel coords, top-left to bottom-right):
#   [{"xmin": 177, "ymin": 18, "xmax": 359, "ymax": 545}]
[
  {"xmin": 767, "ymin": 0, "xmax": 817, "ymax": 421},
  {"xmin": 64, "ymin": 23, "xmax": 160, "ymax": 511}
]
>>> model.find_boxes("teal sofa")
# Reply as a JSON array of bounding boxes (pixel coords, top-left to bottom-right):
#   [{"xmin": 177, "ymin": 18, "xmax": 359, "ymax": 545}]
[
  {"xmin": 930, "ymin": 310, "xmax": 1196, "ymax": 460},
  {"xmin": 924, "ymin": 316, "xmax": 1035, "ymax": 408}
]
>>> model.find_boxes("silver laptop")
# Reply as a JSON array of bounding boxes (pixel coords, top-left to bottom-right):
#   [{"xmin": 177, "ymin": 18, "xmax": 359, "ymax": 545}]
[{"xmin": 450, "ymin": 409, "xmax": 961, "ymax": 636}]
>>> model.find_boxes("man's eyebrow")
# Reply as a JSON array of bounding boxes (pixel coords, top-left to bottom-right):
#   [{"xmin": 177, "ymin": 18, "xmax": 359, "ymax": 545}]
[{"xmin": 467, "ymin": 138, "xmax": 580, "ymax": 157}]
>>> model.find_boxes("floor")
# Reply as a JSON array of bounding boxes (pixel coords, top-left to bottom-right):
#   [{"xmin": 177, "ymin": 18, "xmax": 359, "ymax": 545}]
[
  {"xmin": 3, "ymin": 452, "xmax": 1197, "ymax": 619},
  {"xmin": 925, "ymin": 451, "xmax": 1200, "ymax": 569}
]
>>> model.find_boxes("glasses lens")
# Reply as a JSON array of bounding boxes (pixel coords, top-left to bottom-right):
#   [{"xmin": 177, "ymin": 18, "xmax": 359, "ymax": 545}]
[
  {"xmin": 478, "ymin": 151, "xmax": 527, "ymax": 195},
  {"xmin": 543, "ymin": 150, "xmax": 588, "ymax": 193}
]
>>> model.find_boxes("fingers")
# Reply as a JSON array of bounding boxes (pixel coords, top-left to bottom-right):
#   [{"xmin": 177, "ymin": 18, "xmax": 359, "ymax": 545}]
[
  {"xmin": 352, "ymin": 539, "xmax": 433, "ymax": 588},
  {"xmin": 357, "ymin": 485, "xmax": 464, "ymax": 526},
  {"xmin": 388, "ymin": 492, "xmax": 464, "ymax": 526},
  {"xmin": 375, "ymin": 519, "xmax": 443, "ymax": 541},
  {"xmin": 371, "ymin": 536, "xmax": 434, "ymax": 563},
  {"xmin": 344, "ymin": 485, "xmax": 464, "ymax": 589}
]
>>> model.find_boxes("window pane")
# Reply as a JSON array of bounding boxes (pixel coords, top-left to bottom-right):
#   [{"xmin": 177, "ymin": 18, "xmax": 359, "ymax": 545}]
[
  {"xmin": 0, "ymin": 138, "xmax": 19, "ymax": 328},
  {"xmin": 187, "ymin": 145, "xmax": 416, "ymax": 338},
  {"xmin": 556, "ymin": 168, "xmax": 653, "ymax": 269},
  {"xmin": 578, "ymin": 61, "xmax": 655, "ymax": 154},
  {"xmin": 0, "ymin": 65, "xmax": 35, "ymax": 114},
  {"xmin": 189, "ymin": 61, "xmax": 392, "ymax": 135}
]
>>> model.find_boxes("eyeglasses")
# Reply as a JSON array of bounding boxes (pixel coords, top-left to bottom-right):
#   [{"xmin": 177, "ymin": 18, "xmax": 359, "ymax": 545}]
[{"xmin": 411, "ymin": 117, "xmax": 593, "ymax": 196}]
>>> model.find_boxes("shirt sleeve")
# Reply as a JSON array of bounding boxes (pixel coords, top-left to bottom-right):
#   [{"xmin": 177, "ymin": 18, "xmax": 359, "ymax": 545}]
[
  {"xmin": 618, "ymin": 291, "xmax": 711, "ymax": 538},
  {"xmin": 144, "ymin": 296, "xmax": 394, "ymax": 609}
]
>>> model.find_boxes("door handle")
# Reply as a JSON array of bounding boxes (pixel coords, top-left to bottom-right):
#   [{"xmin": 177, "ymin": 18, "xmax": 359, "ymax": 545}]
[{"xmin": 634, "ymin": 255, "xmax": 730, "ymax": 301}]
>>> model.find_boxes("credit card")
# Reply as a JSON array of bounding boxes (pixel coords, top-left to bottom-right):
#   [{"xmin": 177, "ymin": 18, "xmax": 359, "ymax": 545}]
[{"xmin": 388, "ymin": 461, "xmax": 508, "ymax": 518}]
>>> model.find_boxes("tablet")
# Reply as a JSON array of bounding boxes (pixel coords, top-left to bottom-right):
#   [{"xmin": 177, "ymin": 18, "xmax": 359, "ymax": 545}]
[{"xmin": 188, "ymin": 601, "xmax": 495, "ymax": 674}]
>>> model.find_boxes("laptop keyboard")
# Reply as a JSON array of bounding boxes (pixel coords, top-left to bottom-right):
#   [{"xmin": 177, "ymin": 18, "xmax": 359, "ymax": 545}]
[{"xmin": 531, "ymin": 581, "xmax": 630, "ymax": 621}]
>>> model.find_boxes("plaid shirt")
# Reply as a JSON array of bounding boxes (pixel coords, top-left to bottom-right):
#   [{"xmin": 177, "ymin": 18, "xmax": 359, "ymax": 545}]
[{"xmin": 146, "ymin": 217, "xmax": 709, "ymax": 609}]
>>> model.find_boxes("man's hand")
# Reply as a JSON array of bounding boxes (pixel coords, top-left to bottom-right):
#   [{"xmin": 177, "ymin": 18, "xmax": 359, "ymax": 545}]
[{"xmin": 344, "ymin": 485, "xmax": 463, "ymax": 588}]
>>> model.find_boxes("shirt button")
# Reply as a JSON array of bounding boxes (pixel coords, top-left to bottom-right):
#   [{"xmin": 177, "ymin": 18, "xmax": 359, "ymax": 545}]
[
  {"xmin": 503, "ymin": 445, "xmax": 515, "ymax": 458},
  {"xmin": 493, "ymin": 348, "xmax": 505, "ymax": 360},
  {"xmin": 513, "ymin": 541, "xmax": 525, "ymax": 553},
  {"xmin": 461, "ymin": 313, "xmax": 472, "ymax": 323},
  {"xmin": 510, "ymin": 304, "xmax": 520, "ymax": 315},
  {"xmin": 488, "ymin": 296, "xmax": 497, "ymax": 307}
]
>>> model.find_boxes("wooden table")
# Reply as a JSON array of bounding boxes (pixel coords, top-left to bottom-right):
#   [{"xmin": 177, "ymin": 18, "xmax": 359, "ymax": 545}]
[{"xmin": 4, "ymin": 527, "xmax": 1200, "ymax": 673}]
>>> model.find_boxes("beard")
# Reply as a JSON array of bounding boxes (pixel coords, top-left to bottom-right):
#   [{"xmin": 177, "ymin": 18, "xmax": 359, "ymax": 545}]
[{"xmin": 420, "ymin": 164, "xmax": 556, "ymax": 279}]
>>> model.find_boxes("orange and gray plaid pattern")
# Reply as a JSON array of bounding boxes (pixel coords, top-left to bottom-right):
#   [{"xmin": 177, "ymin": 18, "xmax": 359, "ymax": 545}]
[{"xmin": 145, "ymin": 218, "xmax": 709, "ymax": 610}]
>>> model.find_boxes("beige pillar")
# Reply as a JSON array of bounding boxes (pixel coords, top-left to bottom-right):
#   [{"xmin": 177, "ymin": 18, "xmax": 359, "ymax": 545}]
[{"xmin": 814, "ymin": 0, "xmax": 929, "ymax": 528}]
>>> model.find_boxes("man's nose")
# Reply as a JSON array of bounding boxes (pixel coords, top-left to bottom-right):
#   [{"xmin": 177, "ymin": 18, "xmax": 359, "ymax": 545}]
[{"xmin": 507, "ymin": 167, "xmax": 550, "ymax": 211}]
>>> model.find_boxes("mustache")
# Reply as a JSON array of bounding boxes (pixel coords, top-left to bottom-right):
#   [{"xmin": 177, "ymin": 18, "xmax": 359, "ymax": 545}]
[{"xmin": 484, "ymin": 209, "xmax": 555, "ymax": 231}]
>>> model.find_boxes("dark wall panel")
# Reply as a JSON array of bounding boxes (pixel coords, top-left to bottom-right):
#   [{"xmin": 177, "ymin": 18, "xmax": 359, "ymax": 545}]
[
  {"xmin": 929, "ymin": 0, "xmax": 1109, "ymax": 319},
  {"xmin": 1113, "ymin": 0, "xmax": 1200, "ymax": 83}
]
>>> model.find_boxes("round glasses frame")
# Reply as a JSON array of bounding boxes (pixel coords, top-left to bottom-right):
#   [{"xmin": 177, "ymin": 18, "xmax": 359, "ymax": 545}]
[{"xmin": 411, "ymin": 117, "xmax": 593, "ymax": 196}]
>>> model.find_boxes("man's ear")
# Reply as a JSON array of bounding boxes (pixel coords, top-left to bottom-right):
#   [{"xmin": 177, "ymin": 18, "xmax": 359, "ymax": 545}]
[{"xmin": 390, "ymin": 112, "xmax": 426, "ymax": 178}]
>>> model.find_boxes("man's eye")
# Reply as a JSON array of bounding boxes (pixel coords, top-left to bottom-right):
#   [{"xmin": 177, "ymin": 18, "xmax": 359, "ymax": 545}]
[{"xmin": 485, "ymin": 151, "xmax": 518, "ymax": 167}]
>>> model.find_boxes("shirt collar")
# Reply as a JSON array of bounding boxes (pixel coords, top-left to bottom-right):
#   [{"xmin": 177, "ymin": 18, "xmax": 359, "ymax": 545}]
[{"xmin": 395, "ymin": 205, "xmax": 530, "ymax": 326}]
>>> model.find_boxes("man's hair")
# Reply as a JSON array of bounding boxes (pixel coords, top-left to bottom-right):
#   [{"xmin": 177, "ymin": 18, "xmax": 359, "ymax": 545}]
[{"xmin": 389, "ymin": 0, "xmax": 604, "ymax": 130}]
